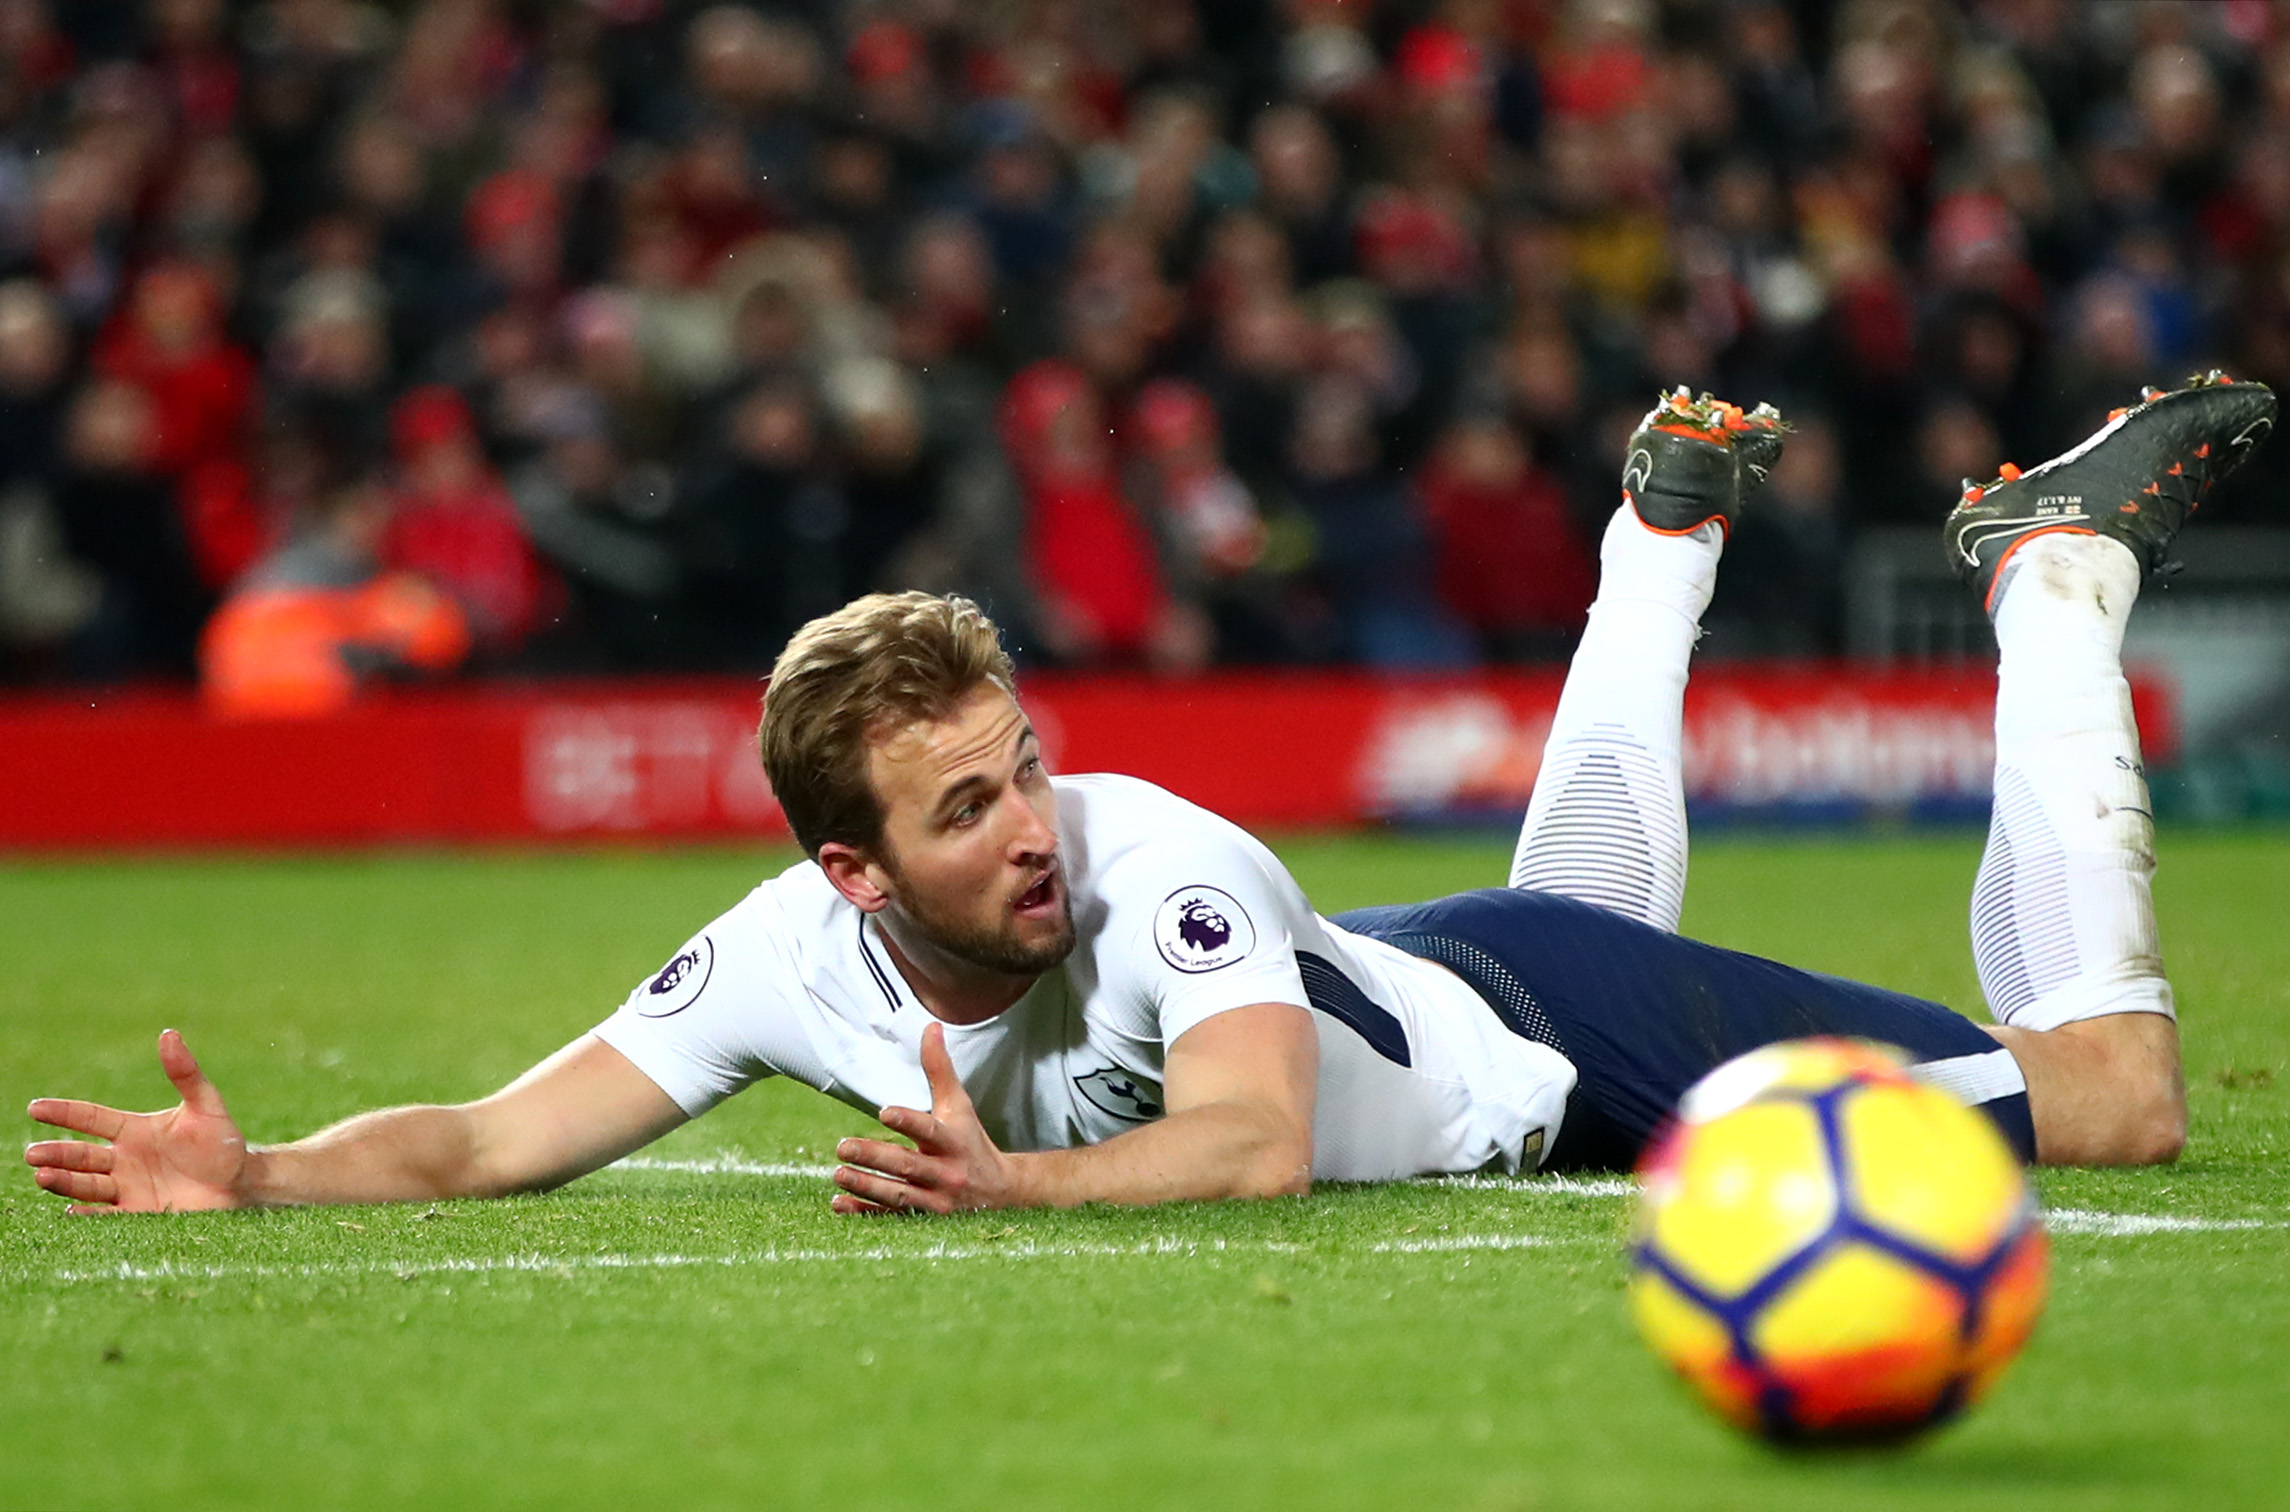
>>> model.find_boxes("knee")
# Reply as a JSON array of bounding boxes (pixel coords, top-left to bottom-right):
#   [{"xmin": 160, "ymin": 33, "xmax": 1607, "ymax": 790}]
[
  {"xmin": 2119, "ymin": 1078, "xmax": 2187, "ymax": 1166},
  {"xmin": 2107, "ymin": 1084, "xmax": 2185, "ymax": 1166},
  {"xmin": 2006, "ymin": 1013, "xmax": 2186, "ymax": 1166},
  {"xmin": 2091, "ymin": 1016, "xmax": 2187, "ymax": 1166}
]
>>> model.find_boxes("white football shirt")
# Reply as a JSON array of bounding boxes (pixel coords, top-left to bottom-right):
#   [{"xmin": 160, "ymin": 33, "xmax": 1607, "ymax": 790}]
[{"xmin": 593, "ymin": 773, "xmax": 1576, "ymax": 1181}]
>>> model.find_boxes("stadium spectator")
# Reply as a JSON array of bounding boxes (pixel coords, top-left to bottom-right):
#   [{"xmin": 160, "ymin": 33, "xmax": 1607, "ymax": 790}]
[
  {"xmin": 823, "ymin": 355, "xmax": 944, "ymax": 598},
  {"xmin": 0, "ymin": 276, "xmax": 67, "ymax": 496},
  {"xmin": 1249, "ymin": 104, "xmax": 1352, "ymax": 287},
  {"xmin": 236, "ymin": 0, "xmax": 393, "ymax": 251},
  {"xmin": 960, "ymin": 101, "xmax": 1078, "ymax": 289},
  {"xmin": 560, "ymin": 286, "xmax": 687, "ymax": 474},
  {"xmin": 200, "ymin": 463, "xmax": 468, "ymax": 719},
  {"xmin": 676, "ymin": 375, "xmax": 846, "ymax": 671},
  {"xmin": 1283, "ymin": 375, "xmax": 1474, "ymax": 669},
  {"xmin": 1127, "ymin": 375, "xmax": 1295, "ymax": 663},
  {"xmin": 90, "ymin": 262, "xmax": 256, "ymax": 482},
  {"xmin": 1199, "ymin": 288, "xmax": 1314, "ymax": 494},
  {"xmin": 1704, "ymin": 407, "xmax": 1845, "ymax": 657},
  {"xmin": 0, "ymin": 0, "xmax": 2282, "ymax": 684},
  {"xmin": 1415, "ymin": 414, "xmax": 1595, "ymax": 661},
  {"xmin": 330, "ymin": 110, "xmax": 460, "ymax": 360},
  {"xmin": 52, "ymin": 377, "xmax": 210, "ymax": 678},
  {"xmin": 2045, "ymin": 271, "xmax": 2163, "ymax": 454},
  {"xmin": 381, "ymin": 383, "xmax": 551, "ymax": 657},
  {"xmin": 0, "ymin": 278, "xmax": 100, "ymax": 668},
  {"xmin": 264, "ymin": 266, "xmax": 393, "ymax": 445},
  {"xmin": 505, "ymin": 392, "xmax": 681, "ymax": 674},
  {"xmin": 999, "ymin": 358, "xmax": 1201, "ymax": 671}
]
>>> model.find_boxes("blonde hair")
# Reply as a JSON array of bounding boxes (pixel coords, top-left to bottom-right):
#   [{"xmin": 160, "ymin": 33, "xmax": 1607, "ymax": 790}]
[{"xmin": 759, "ymin": 593, "xmax": 1016, "ymax": 856}]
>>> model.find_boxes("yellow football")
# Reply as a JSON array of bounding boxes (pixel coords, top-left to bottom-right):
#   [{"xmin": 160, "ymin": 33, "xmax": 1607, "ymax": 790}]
[{"xmin": 1629, "ymin": 1039, "xmax": 2049, "ymax": 1444}]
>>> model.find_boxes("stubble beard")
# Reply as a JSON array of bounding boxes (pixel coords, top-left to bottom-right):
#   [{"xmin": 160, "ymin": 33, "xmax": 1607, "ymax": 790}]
[{"xmin": 886, "ymin": 857, "xmax": 1078, "ymax": 978}]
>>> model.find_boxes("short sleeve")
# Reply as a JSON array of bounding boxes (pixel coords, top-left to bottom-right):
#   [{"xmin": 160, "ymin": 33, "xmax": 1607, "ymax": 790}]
[
  {"xmin": 591, "ymin": 896, "xmax": 802, "ymax": 1118},
  {"xmin": 1095, "ymin": 834, "xmax": 1314, "ymax": 1051}
]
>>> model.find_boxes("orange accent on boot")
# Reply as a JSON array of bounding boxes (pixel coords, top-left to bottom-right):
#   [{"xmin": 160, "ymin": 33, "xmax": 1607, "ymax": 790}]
[
  {"xmin": 1628, "ymin": 501, "xmax": 1730, "ymax": 540},
  {"xmin": 1982, "ymin": 526, "xmax": 2100, "ymax": 615}
]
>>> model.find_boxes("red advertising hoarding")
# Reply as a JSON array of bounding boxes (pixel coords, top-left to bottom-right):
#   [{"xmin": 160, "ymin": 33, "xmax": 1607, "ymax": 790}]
[{"xmin": 0, "ymin": 666, "xmax": 2174, "ymax": 848}]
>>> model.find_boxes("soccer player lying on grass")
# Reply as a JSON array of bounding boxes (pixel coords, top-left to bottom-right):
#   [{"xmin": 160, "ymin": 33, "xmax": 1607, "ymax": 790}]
[{"xmin": 27, "ymin": 376, "xmax": 2275, "ymax": 1215}]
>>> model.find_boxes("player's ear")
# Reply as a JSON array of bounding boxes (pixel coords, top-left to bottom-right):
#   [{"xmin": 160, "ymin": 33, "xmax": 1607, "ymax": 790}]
[{"xmin": 817, "ymin": 841, "xmax": 892, "ymax": 913}]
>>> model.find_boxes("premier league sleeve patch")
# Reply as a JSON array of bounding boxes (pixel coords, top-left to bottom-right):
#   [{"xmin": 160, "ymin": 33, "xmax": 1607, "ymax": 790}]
[
  {"xmin": 636, "ymin": 935, "xmax": 715, "ymax": 1017},
  {"xmin": 1153, "ymin": 885, "xmax": 1256, "ymax": 973}
]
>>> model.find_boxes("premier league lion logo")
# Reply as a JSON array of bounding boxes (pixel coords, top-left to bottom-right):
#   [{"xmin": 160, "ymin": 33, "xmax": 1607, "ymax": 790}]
[
  {"xmin": 650, "ymin": 949, "xmax": 699, "ymax": 996},
  {"xmin": 1177, "ymin": 898, "xmax": 1231, "ymax": 953},
  {"xmin": 636, "ymin": 935, "xmax": 714, "ymax": 1017},
  {"xmin": 1154, "ymin": 885, "xmax": 1254, "ymax": 972}
]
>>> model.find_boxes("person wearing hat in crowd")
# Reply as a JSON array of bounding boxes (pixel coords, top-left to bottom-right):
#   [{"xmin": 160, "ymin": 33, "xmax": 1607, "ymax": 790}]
[{"xmin": 381, "ymin": 384, "xmax": 554, "ymax": 658}]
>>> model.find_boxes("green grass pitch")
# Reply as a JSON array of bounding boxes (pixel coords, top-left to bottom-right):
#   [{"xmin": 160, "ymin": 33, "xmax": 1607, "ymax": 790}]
[{"xmin": 4, "ymin": 831, "xmax": 2287, "ymax": 1511}]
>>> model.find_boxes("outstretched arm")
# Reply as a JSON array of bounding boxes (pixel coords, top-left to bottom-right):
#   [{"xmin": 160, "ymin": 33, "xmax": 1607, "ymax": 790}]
[
  {"xmin": 831, "ymin": 1002, "xmax": 1317, "ymax": 1214},
  {"xmin": 26, "ymin": 1030, "xmax": 687, "ymax": 1212}
]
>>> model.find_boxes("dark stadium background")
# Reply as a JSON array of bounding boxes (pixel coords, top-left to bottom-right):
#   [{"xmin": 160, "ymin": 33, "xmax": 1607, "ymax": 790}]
[
  {"xmin": 4, "ymin": 0, "xmax": 2287, "ymax": 842},
  {"xmin": 8, "ymin": 14, "xmax": 2290, "ymax": 1505}
]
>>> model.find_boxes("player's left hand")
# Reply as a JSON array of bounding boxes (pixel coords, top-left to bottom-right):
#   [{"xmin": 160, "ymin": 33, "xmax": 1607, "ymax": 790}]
[{"xmin": 833, "ymin": 1023, "xmax": 1020, "ymax": 1215}]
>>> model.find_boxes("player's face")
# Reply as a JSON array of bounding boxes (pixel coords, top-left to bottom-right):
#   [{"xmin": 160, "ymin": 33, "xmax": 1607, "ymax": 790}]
[{"xmin": 867, "ymin": 684, "xmax": 1075, "ymax": 976}]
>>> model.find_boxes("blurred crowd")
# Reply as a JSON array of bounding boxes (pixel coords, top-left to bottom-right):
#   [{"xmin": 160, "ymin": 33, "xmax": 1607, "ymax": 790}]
[{"xmin": 3, "ymin": 0, "xmax": 2287, "ymax": 710}]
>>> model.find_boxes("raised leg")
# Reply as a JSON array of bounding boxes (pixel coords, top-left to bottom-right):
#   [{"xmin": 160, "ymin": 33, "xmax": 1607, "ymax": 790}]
[
  {"xmin": 1970, "ymin": 533, "xmax": 2185, "ymax": 1162},
  {"xmin": 1508, "ymin": 507, "xmax": 1713, "ymax": 930},
  {"xmin": 1511, "ymin": 393, "xmax": 1783, "ymax": 932},
  {"xmin": 1945, "ymin": 374, "xmax": 2277, "ymax": 1163}
]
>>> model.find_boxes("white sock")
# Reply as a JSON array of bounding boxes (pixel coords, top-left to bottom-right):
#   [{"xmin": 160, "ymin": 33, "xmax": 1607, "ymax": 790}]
[
  {"xmin": 1510, "ymin": 505, "xmax": 1720, "ymax": 931},
  {"xmin": 1972, "ymin": 534, "xmax": 2175, "ymax": 1029}
]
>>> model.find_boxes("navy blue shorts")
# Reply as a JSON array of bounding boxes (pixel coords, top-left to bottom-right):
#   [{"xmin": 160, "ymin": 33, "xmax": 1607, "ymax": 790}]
[{"xmin": 1333, "ymin": 888, "xmax": 2037, "ymax": 1170}]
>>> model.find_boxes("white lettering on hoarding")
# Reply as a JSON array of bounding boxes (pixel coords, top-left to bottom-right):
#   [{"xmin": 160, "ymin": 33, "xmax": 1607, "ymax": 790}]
[
  {"xmin": 1358, "ymin": 690, "xmax": 1997, "ymax": 814},
  {"xmin": 525, "ymin": 704, "xmax": 783, "ymax": 833}
]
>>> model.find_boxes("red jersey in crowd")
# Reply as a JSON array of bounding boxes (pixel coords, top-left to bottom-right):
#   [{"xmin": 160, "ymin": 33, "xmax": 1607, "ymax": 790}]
[
  {"xmin": 1416, "ymin": 426, "xmax": 1595, "ymax": 637},
  {"xmin": 1000, "ymin": 360, "xmax": 1170, "ymax": 659},
  {"xmin": 382, "ymin": 387, "xmax": 555, "ymax": 652},
  {"xmin": 91, "ymin": 264, "xmax": 256, "ymax": 480}
]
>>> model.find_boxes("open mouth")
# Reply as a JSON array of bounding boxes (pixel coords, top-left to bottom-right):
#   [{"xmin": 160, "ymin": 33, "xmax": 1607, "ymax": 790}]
[{"xmin": 1014, "ymin": 869, "xmax": 1059, "ymax": 916}]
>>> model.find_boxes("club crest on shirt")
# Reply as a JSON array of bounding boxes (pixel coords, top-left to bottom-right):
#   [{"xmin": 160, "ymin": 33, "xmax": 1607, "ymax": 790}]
[
  {"xmin": 1075, "ymin": 1067, "xmax": 1164, "ymax": 1123},
  {"xmin": 1153, "ymin": 885, "xmax": 1255, "ymax": 973},
  {"xmin": 637, "ymin": 934, "xmax": 714, "ymax": 1017}
]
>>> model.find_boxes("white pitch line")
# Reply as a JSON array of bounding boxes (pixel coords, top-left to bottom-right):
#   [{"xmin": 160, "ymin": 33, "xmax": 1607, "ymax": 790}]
[
  {"xmin": 610, "ymin": 1156, "xmax": 838, "ymax": 1179},
  {"xmin": 45, "ymin": 1205, "xmax": 2276, "ymax": 1286},
  {"xmin": 1370, "ymin": 1234, "xmax": 1552, "ymax": 1254},
  {"xmin": 1416, "ymin": 1174, "xmax": 1637, "ymax": 1197},
  {"xmin": 2043, "ymin": 1209, "xmax": 2287, "ymax": 1237},
  {"xmin": 44, "ymin": 1232, "xmax": 1554, "ymax": 1286}
]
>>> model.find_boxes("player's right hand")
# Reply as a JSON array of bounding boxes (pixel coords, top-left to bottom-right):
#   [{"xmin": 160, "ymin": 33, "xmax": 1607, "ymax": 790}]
[{"xmin": 24, "ymin": 1030, "xmax": 251, "ymax": 1213}]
